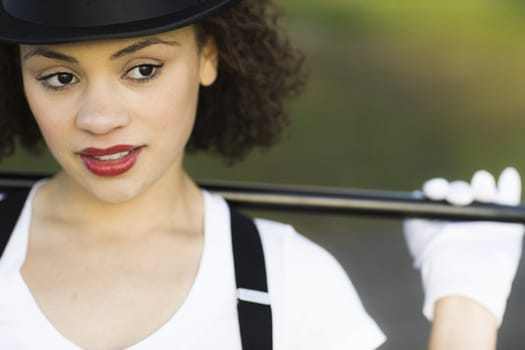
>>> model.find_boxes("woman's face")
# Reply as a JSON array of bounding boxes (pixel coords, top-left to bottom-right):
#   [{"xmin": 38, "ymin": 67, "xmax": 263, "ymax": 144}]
[{"xmin": 19, "ymin": 26, "xmax": 217, "ymax": 203}]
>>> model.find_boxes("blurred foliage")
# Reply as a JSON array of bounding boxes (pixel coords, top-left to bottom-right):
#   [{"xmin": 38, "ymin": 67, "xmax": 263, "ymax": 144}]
[
  {"xmin": 187, "ymin": 0, "xmax": 525, "ymax": 192},
  {"xmin": 4, "ymin": 0, "xmax": 525, "ymax": 191}
]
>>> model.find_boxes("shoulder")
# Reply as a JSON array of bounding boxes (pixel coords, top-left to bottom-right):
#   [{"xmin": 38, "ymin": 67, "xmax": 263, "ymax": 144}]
[
  {"xmin": 254, "ymin": 217, "xmax": 386, "ymax": 350},
  {"xmin": 255, "ymin": 217, "xmax": 364, "ymax": 288},
  {"xmin": 200, "ymin": 191, "xmax": 386, "ymax": 348},
  {"xmin": 255, "ymin": 218, "xmax": 344, "ymax": 279},
  {"xmin": 254, "ymin": 217, "xmax": 357, "ymax": 297}
]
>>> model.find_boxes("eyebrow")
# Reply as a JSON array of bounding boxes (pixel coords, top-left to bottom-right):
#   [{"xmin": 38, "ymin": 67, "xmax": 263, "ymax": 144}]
[
  {"xmin": 22, "ymin": 48, "xmax": 78, "ymax": 63},
  {"xmin": 22, "ymin": 37, "xmax": 180, "ymax": 63},
  {"xmin": 110, "ymin": 38, "xmax": 180, "ymax": 60}
]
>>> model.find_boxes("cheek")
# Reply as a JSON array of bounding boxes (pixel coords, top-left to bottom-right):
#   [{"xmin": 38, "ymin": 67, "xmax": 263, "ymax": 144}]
[
  {"xmin": 23, "ymin": 82, "xmax": 59, "ymax": 140},
  {"xmin": 144, "ymin": 66, "xmax": 201, "ymax": 140},
  {"xmin": 22, "ymin": 73, "xmax": 78, "ymax": 151}
]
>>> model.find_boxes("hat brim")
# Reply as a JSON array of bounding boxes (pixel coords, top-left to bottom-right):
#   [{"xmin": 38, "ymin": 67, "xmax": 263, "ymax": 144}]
[{"xmin": 0, "ymin": 0, "xmax": 236, "ymax": 44}]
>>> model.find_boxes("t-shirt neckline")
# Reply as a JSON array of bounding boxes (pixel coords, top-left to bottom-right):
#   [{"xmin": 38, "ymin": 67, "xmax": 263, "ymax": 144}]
[{"xmin": 4, "ymin": 181, "xmax": 220, "ymax": 349}]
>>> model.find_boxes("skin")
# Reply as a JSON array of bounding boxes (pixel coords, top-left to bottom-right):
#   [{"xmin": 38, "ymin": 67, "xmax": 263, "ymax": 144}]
[
  {"xmin": 430, "ymin": 297, "xmax": 497, "ymax": 350},
  {"xmin": 18, "ymin": 26, "xmax": 218, "ymax": 349}
]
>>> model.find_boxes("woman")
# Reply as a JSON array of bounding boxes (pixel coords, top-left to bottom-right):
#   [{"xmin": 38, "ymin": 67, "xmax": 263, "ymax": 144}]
[{"xmin": 0, "ymin": 0, "xmax": 521, "ymax": 349}]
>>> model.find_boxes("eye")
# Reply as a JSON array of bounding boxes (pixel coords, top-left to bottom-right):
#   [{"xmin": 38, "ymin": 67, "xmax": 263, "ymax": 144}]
[
  {"xmin": 37, "ymin": 72, "xmax": 79, "ymax": 89},
  {"xmin": 125, "ymin": 63, "xmax": 164, "ymax": 81}
]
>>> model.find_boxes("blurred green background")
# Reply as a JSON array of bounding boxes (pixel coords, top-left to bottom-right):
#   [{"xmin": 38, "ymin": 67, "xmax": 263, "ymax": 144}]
[
  {"xmin": 3, "ymin": 0, "xmax": 525, "ymax": 348},
  {"xmin": 7, "ymin": 0, "xmax": 525, "ymax": 187}
]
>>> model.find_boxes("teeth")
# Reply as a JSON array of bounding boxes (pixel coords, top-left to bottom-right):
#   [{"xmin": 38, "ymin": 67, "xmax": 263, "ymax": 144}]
[{"xmin": 93, "ymin": 151, "xmax": 131, "ymax": 161}]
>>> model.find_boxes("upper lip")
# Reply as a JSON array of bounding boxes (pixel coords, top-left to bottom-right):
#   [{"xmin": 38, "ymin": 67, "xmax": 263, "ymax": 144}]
[{"xmin": 79, "ymin": 145, "xmax": 141, "ymax": 157}]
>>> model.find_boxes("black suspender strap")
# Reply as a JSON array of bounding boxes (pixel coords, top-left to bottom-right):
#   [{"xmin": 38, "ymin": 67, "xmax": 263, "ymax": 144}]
[
  {"xmin": 230, "ymin": 207, "xmax": 273, "ymax": 350},
  {"xmin": 0, "ymin": 188, "xmax": 31, "ymax": 258}
]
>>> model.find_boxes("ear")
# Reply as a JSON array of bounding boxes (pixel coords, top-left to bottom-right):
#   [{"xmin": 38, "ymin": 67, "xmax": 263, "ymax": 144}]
[{"xmin": 199, "ymin": 36, "xmax": 218, "ymax": 87}]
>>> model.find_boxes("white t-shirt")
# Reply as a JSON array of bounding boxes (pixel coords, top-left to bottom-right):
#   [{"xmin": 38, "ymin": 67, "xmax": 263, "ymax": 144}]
[{"xmin": 0, "ymin": 182, "xmax": 386, "ymax": 349}]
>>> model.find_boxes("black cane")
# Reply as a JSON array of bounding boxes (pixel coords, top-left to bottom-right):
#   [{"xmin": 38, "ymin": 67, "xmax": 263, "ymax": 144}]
[{"xmin": 1, "ymin": 171, "xmax": 525, "ymax": 223}]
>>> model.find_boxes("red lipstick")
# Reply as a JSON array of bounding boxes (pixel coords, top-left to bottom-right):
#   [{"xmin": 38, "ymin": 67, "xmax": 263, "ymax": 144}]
[{"xmin": 79, "ymin": 145, "xmax": 142, "ymax": 177}]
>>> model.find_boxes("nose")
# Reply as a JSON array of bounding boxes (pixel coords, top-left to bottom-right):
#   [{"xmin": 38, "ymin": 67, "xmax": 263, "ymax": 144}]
[{"xmin": 76, "ymin": 82, "xmax": 131, "ymax": 135}]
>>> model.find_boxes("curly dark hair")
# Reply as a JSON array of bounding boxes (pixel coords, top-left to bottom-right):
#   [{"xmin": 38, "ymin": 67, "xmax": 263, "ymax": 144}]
[{"xmin": 0, "ymin": 0, "xmax": 307, "ymax": 164}]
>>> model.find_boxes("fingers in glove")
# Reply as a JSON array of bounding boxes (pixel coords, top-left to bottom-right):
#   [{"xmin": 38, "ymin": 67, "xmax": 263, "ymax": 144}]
[
  {"xmin": 471, "ymin": 170, "xmax": 497, "ymax": 203},
  {"xmin": 422, "ymin": 167, "xmax": 521, "ymax": 206},
  {"xmin": 423, "ymin": 177, "xmax": 475, "ymax": 206},
  {"xmin": 497, "ymin": 167, "xmax": 521, "ymax": 205},
  {"xmin": 446, "ymin": 180, "xmax": 474, "ymax": 206},
  {"xmin": 422, "ymin": 178, "xmax": 449, "ymax": 201}
]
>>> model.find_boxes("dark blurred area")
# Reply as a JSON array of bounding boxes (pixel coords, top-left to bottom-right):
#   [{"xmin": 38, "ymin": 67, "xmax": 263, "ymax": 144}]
[{"xmin": 2, "ymin": 0, "xmax": 525, "ymax": 348}]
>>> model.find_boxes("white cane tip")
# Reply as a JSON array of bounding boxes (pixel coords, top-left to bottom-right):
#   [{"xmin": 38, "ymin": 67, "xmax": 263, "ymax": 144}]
[
  {"xmin": 447, "ymin": 180, "xmax": 474, "ymax": 206},
  {"xmin": 471, "ymin": 170, "xmax": 497, "ymax": 203},
  {"xmin": 422, "ymin": 178, "xmax": 449, "ymax": 201}
]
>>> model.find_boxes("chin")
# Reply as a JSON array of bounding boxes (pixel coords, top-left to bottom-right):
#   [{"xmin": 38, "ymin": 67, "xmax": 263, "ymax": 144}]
[{"xmin": 83, "ymin": 178, "xmax": 149, "ymax": 204}]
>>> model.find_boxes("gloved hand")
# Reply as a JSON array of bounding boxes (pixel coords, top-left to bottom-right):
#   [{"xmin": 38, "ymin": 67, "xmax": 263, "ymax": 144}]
[{"xmin": 404, "ymin": 167, "xmax": 524, "ymax": 325}]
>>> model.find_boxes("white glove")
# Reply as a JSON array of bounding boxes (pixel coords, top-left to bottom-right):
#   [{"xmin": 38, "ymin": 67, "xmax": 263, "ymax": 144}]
[{"xmin": 404, "ymin": 167, "xmax": 524, "ymax": 325}]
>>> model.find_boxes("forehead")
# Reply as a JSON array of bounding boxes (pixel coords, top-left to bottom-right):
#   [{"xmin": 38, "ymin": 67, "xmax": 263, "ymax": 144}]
[{"xmin": 19, "ymin": 25, "xmax": 195, "ymax": 58}]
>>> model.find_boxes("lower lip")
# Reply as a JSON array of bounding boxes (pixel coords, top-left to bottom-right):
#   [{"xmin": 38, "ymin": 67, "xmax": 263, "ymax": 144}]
[{"xmin": 80, "ymin": 148, "xmax": 142, "ymax": 177}]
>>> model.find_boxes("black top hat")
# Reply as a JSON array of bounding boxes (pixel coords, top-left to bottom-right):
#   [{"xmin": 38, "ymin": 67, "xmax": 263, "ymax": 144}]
[{"xmin": 0, "ymin": 0, "xmax": 237, "ymax": 44}]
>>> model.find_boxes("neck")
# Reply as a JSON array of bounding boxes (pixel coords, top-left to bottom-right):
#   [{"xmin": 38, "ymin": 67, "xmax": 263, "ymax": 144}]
[{"xmin": 34, "ymin": 167, "xmax": 203, "ymax": 239}]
